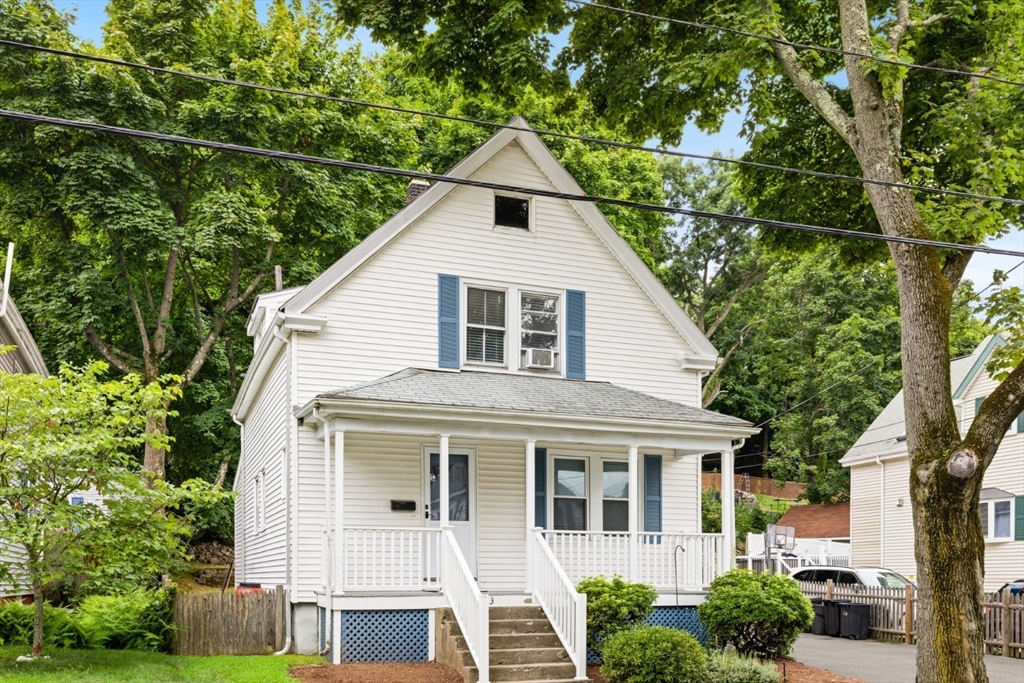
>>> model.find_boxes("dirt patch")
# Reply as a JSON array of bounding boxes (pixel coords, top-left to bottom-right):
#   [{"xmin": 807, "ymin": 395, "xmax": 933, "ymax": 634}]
[
  {"xmin": 777, "ymin": 658, "xmax": 867, "ymax": 683},
  {"xmin": 290, "ymin": 662, "xmax": 464, "ymax": 683},
  {"xmin": 586, "ymin": 660, "xmax": 866, "ymax": 683}
]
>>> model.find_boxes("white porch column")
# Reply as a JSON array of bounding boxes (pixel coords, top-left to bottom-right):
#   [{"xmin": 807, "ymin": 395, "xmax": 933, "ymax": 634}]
[
  {"xmin": 323, "ymin": 424, "xmax": 332, "ymax": 592},
  {"xmin": 525, "ymin": 440, "xmax": 536, "ymax": 593},
  {"xmin": 439, "ymin": 434, "xmax": 450, "ymax": 527},
  {"xmin": 628, "ymin": 445, "xmax": 639, "ymax": 581},
  {"xmin": 720, "ymin": 448, "xmax": 736, "ymax": 572},
  {"xmin": 333, "ymin": 430, "xmax": 344, "ymax": 594}
]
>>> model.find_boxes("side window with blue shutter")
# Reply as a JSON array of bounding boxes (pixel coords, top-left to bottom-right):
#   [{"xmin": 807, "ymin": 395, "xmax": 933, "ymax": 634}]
[
  {"xmin": 1015, "ymin": 496, "xmax": 1024, "ymax": 542},
  {"xmin": 438, "ymin": 274, "xmax": 460, "ymax": 368},
  {"xmin": 1016, "ymin": 412, "xmax": 1024, "ymax": 434},
  {"xmin": 644, "ymin": 455, "xmax": 662, "ymax": 535},
  {"xmin": 535, "ymin": 448, "xmax": 547, "ymax": 529},
  {"xmin": 565, "ymin": 290, "xmax": 585, "ymax": 379}
]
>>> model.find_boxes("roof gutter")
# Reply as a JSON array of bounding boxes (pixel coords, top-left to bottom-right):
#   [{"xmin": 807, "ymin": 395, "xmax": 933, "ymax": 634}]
[{"xmin": 230, "ymin": 312, "xmax": 327, "ymax": 422}]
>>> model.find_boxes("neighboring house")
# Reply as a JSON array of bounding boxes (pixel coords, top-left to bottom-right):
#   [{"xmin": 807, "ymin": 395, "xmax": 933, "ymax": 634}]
[
  {"xmin": 0, "ymin": 281, "xmax": 49, "ymax": 600},
  {"xmin": 230, "ymin": 118, "xmax": 756, "ymax": 677},
  {"xmin": 746, "ymin": 503, "xmax": 851, "ymax": 565},
  {"xmin": 841, "ymin": 335, "xmax": 1024, "ymax": 590}
]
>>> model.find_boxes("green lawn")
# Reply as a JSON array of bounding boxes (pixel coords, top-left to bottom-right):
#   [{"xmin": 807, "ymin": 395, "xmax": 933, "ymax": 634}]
[{"xmin": 0, "ymin": 646, "xmax": 323, "ymax": 683}]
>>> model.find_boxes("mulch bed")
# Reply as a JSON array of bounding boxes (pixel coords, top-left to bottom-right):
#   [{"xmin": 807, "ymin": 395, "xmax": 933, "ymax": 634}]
[{"xmin": 290, "ymin": 662, "xmax": 464, "ymax": 683}]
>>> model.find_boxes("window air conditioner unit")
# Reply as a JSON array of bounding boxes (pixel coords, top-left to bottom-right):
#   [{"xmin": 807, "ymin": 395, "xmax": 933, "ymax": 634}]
[{"xmin": 524, "ymin": 348, "xmax": 556, "ymax": 369}]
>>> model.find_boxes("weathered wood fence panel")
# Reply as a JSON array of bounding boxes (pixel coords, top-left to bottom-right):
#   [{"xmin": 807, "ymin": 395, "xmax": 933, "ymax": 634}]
[
  {"xmin": 173, "ymin": 587, "xmax": 285, "ymax": 656},
  {"xmin": 796, "ymin": 580, "xmax": 1023, "ymax": 659}
]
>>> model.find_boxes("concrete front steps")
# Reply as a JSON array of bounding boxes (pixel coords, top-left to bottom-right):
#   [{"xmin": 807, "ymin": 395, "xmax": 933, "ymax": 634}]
[{"xmin": 436, "ymin": 605, "xmax": 586, "ymax": 683}]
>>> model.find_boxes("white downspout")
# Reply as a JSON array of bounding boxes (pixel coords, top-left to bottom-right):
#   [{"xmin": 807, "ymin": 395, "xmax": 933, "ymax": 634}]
[
  {"xmin": 273, "ymin": 331, "xmax": 294, "ymax": 656},
  {"xmin": 876, "ymin": 455, "xmax": 885, "ymax": 567}
]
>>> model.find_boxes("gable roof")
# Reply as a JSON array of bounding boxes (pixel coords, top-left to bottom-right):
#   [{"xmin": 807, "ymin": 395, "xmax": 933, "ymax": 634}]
[
  {"xmin": 280, "ymin": 117, "xmax": 718, "ymax": 360},
  {"xmin": 777, "ymin": 503, "xmax": 850, "ymax": 539},
  {"xmin": 311, "ymin": 367, "xmax": 750, "ymax": 427},
  {"xmin": 840, "ymin": 335, "xmax": 1004, "ymax": 467},
  {"xmin": 0, "ymin": 283, "xmax": 48, "ymax": 376}
]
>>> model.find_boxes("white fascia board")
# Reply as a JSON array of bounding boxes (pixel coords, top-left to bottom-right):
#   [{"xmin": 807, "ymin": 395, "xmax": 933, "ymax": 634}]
[
  {"xmin": 302, "ymin": 398, "xmax": 757, "ymax": 444},
  {"xmin": 230, "ymin": 314, "xmax": 327, "ymax": 421},
  {"xmin": 840, "ymin": 444, "xmax": 909, "ymax": 468}
]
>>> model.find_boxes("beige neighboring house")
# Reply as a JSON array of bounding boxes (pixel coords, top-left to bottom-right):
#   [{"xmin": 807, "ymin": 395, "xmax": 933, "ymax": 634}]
[
  {"xmin": 841, "ymin": 335, "xmax": 1024, "ymax": 590},
  {"xmin": 0, "ymin": 281, "xmax": 49, "ymax": 600}
]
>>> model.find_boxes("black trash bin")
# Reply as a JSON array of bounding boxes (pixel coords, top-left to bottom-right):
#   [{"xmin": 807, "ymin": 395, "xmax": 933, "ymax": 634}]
[
  {"xmin": 810, "ymin": 599, "xmax": 826, "ymax": 635},
  {"xmin": 840, "ymin": 603, "xmax": 871, "ymax": 640},
  {"xmin": 823, "ymin": 600, "xmax": 849, "ymax": 637}
]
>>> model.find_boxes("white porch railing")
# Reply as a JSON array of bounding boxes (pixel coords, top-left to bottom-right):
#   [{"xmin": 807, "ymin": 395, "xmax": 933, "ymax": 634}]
[
  {"xmin": 530, "ymin": 530, "xmax": 588, "ymax": 681},
  {"xmin": 545, "ymin": 531, "xmax": 727, "ymax": 590},
  {"xmin": 439, "ymin": 528, "xmax": 489, "ymax": 683},
  {"xmin": 340, "ymin": 527, "xmax": 442, "ymax": 591}
]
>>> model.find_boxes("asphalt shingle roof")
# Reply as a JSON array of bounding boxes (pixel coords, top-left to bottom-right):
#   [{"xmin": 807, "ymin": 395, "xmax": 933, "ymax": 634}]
[
  {"xmin": 318, "ymin": 368, "xmax": 751, "ymax": 426},
  {"xmin": 777, "ymin": 503, "xmax": 850, "ymax": 539}
]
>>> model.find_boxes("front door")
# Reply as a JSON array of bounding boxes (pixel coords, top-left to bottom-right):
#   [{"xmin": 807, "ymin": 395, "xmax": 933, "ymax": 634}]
[{"xmin": 424, "ymin": 449, "xmax": 477, "ymax": 576}]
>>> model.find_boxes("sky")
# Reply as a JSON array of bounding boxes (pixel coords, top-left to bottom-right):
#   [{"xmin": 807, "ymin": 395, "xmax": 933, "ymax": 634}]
[{"xmin": 52, "ymin": 0, "xmax": 1023, "ymax": 295}]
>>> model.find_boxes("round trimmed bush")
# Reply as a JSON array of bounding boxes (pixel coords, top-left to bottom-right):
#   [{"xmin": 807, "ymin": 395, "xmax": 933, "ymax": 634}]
[
  {"xmin": 697, "ymin": 570, "xmax": 813, "ymax": 658},
  {"xmin": 576, "ymin": 575, "xmax": 656, "ymax": 654},
  {"xmin": 705, "ymin": 650, "xmax": 781, "ymax": 683},
  {"xmin": 601, "ymin": 626, "xmax": 707, "ymax": 683}
]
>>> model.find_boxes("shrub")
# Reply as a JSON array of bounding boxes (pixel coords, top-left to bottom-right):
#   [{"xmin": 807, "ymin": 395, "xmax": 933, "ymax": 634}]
[
  {"xmin": 601, "ymin": 625, "xmax": 707, "ymax": 683},
  {"xmin": 576, "ymin": 575, "xmax": 657, "ymax": 654},
  {"xmin": 77, "ymin": 589, "xmax": 175, "ymax": 652},
  {"xmin": 705, "ymin": 650, "xmax": 781, "ymax": 683},
  {"xmin": 0, "ymin": 601, "xmax": 87, "ymax": 648},
  {"xmin": 698, "ymin": 570, "xmax": 813, "ymax": 658}
]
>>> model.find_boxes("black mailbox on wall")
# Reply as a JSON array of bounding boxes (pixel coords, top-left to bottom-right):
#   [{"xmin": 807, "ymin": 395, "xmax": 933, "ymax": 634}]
[{"xmin": 390, "ymin": 500, "xmax": 416, "ymax": 512}]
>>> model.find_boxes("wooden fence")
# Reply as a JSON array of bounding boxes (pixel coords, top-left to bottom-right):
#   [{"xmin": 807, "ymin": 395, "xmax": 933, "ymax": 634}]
[
  {"xmin": 797, "ymin": 580, "xmax": 1024, "ymax": 659},
  {"xmin": 173, "ymin": 586, "xmax": 286, "ymax": 656}
]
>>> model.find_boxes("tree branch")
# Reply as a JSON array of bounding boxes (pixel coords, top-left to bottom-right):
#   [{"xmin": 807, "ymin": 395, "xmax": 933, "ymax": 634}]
[
  {"xmin": 705, "ymin": 266, "xmax": 763, "ymax": 339},
  {"xmin": 83, "ymin": 328, "xmax": 141, "ymax": 375},
  {"xmin": 966, "ymin": 359, "xmax": 1024, "ymax": 472},
  {"xmin": 941, "ymin": 251, "xmax": 973, "ymax": 293},
  {"xmin": 152, "ymin": 248, "xmax": 180, "ymax": 360}
]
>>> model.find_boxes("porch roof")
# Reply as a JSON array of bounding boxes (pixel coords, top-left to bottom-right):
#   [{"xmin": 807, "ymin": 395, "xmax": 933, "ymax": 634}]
[{"xmin": 313, "ymin": 368, "xmax": 750, "ymax": 427}]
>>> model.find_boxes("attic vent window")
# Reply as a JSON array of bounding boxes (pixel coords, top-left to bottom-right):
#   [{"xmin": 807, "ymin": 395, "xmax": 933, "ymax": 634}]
[{"xmin": 495, "ymin": 195, "xmax": 530, "ymax": 230}]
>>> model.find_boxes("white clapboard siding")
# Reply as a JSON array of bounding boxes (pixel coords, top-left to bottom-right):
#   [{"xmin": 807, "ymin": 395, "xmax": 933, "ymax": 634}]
[
  {"xmin": 476, "ymin": 440, "xmax": 527, "ymax": 592},
  {"xmin": 882, "ymin": 458, "xmax": 916, "ymax": 579},
  {"xmin": 296, "ymin": 427, "xmax": 328, "ymax": 601},
  {"xmin": 294, "ymin": 141, "xmax": 701, "ymax": 408},
  {"xmin": 663, "ymin": 453, "xmax": 701, "ymax": 534},
  {"xmin": 238, "ymin": 349, "xmax": 289, "ymax": 587},
  {"xmin": 850, "ymin": 463, "xmax": 881, "ymax": 567},
  {"xmin": 0, "ymin": 545, "xmax": 29, "ymax": 598}
]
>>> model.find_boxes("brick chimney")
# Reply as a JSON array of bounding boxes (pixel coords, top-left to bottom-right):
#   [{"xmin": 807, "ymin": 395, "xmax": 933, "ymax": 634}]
[{"xmin": 406, "ymin": 179, "xmax": 430, "ymax": 204}]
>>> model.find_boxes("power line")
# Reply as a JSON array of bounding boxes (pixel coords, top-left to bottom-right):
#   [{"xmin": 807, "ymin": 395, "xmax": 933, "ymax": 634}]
[
  {"xmin": 568, "ymin": 0, "xmax": 1024, "ymax": 88},
  {"xmin": 754, "ymin": 358, "xmax": 883, "ymax": 428},
  {"xmin": 1, "ymin": 38, "xmax": 1021, "ymax": 207},
  {"xmin": 4, "ymin": 109, "xmax": 1024, "ymax": 258}
]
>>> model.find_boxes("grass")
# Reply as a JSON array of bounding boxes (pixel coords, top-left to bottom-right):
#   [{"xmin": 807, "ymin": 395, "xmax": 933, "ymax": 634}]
[
  {"xmin": 755, "ymin": 494, "xmax": 804, "ymax": 513},
  {"xmin": 0, "ymin": 645, "xmax": 323, "ymax": 683}
]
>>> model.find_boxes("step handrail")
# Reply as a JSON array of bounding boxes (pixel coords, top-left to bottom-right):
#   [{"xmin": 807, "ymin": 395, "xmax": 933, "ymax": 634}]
[
  {"xmin": 530, "ymin": 529, "xmax": 587, "ymax": 680},
  {"xmin": 439, "ymin": 528, "xmax": 489, "ymax": 683}
]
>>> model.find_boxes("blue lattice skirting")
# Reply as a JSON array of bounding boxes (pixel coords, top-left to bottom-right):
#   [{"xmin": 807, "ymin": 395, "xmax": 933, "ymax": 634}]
[
  {"xmin": 321, "ymin": 609, "xmax": 430, "ymax": 663},
  {"xmin": 587, "ymin": 605, "xmax": 707, "ymax": 664}
]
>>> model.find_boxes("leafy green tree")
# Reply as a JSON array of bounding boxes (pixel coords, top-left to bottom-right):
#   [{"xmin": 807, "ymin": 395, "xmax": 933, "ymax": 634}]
[
  {"xmin": 0, "ymin": 0, "xmax": 418, "ymax": 480},
  {"xmin": 332, "ymin": 3, "xmax": 1024, "ymax": 674},
  {"xmin": 0, "ymin": 358, "xmax": 224, "ymax": 657}
]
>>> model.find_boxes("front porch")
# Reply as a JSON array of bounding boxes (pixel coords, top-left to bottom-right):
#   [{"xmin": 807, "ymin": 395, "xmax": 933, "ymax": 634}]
[{"xmin": 298, "ymin": 370, "xmax": 754, "ymax": 678}]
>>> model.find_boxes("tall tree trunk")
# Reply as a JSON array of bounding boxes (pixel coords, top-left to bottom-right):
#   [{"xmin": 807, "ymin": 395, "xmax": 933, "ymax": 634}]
[
  {"xmin": 31, "ymin": 578, "xmax": 44, "ymax": 657},
  {"xmin": 143, "ymin": 412, "xmax": 167, "ymax": 481}
]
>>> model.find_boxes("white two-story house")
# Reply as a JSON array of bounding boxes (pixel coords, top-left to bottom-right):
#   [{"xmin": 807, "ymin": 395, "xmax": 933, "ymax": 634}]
[
  {"xmin": 230, "ymin": 119, "xmax": 755, "ymax": 680},
  {"xmin": 841, "ymin": 335, "xmax": 1024, "ymax": 590}
]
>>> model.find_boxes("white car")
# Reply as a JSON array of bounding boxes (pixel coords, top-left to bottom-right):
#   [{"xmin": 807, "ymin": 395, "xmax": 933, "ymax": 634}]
[{"xmin": 791, "ymin": 566, "xmax": 915, "ymax": 588}]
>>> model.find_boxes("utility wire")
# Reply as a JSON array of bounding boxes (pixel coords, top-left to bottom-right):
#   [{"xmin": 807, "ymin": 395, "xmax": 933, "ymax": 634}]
[
  {"xmin": 568, "ymin": 0, "xmax": 1024, "ymax": 88},
  {"xmin": 754, "ymin": 358, "xmax": 883, "ymax": 428},
  {"xmin": 3, "ymin": 109, "xmax": 1024, "ymax": 258},
  {"xmin": 1, "ymin": 38, "xmax": 1021, "ymax": 207}
]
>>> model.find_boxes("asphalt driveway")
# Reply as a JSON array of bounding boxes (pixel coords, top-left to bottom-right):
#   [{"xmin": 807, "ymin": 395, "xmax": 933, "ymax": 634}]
[{"xmin": 792, "ymin": 634, "xmax": 1024, "ymax": 683}]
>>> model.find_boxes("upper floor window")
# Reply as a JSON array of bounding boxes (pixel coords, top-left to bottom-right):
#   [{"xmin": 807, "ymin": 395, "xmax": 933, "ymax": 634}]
[
  {"xmin": 521, "ymin": 293, "xmax": 559, "ymax": 370},
  {"xmin": 979, "ymin": 490, "xmax": 1013, "ymax": 541},
  {"xmin": 466, "ymin": 287, "xmax": 506, "ymax": 365},
  {"xmin": 495, "ymin": 194, "xmax": 530, "ymax": 230}
]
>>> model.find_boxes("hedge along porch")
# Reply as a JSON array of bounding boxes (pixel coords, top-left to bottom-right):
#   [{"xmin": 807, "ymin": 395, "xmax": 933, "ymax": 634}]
[{"xmin": 297, "ymin": 369, "xmax": 754, "ymax": 678}]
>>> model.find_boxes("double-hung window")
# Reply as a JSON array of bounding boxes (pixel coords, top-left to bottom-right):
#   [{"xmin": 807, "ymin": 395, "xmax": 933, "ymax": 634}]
[
  {"xmin": 466, "ymin": 288, "xmax": 506, "ymax": 365},
  {"xmin": 979, "ymin": 490, "xmax": 1013, "ymax": 541},
  {"xmin": 521, "ymin": 293, "xmax": 559, "ymax": 369},
  {"xmin": 553, "ymin": 458, "xmax": 587, "ymax": 531},
  {"xmin": 602, "ymin": 462, "xmax": 629, "ymax": 532}
]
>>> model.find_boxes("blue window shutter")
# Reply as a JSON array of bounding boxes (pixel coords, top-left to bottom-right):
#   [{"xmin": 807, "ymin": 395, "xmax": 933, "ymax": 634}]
[
  {"xmin": 975, "ymin": 396, "xmax": 986, "ymax": 415},
  {"xmin": 1016, "ymin": 496, "xmax": 1024, "ymax": 542},
  {"xmin": 535, "ymin": 448, "xmax": 547, "ymax": 529},
  {"xmin": 438, "ymin": 274, "xmax": 460, "ymax": 368},
  {"xmin": 565, "ymin": 290, "xmax": 586, "ymax": 379},
  {"xmin": 644, "ymin": 455, "xmax": 662, "ymax": 533},
  {"xmin": 1017, "ymin": 413, "xmax": 1024, "ymax": 433}
]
